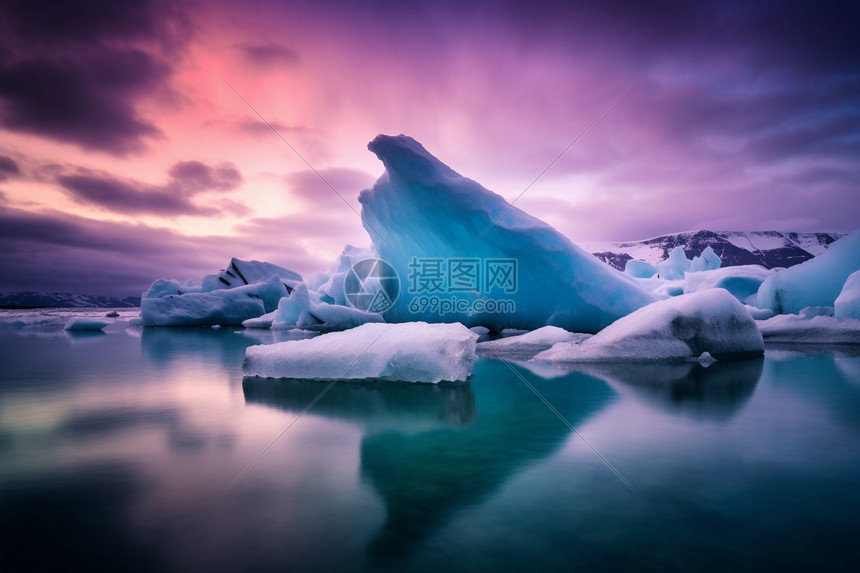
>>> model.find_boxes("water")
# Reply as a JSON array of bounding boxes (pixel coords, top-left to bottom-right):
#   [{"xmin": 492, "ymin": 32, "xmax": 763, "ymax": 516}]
[{"xmin": 1, "ymin": 312, "xmax": 859, "ymax": 572}]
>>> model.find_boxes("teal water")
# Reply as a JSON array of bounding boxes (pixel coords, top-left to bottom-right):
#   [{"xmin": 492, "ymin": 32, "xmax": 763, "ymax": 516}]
[{"xmin": 1, "ymin": 322, "xmax": 859, "ymax": 572}]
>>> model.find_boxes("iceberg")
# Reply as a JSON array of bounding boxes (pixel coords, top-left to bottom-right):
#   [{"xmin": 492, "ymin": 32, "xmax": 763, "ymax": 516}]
[
  {"xmin": 533, "ymin": 289, "xmax": 764, "ymax": 362},
  {"xmin": 243, "ymin": 322, "xmax": 478, "ymax": 383},
  {"xmin": 757, "ymin": 314, "xmax": 860, "ymax": 344},
  {"xmin": 477, "ymin": 325, "xmax": 591, "ymax": 360},
  {"xmin": 271, "ymin": 282, "xmax": 384, "ymax": 332},
  {"xmin": 756, "ymin": 230, "xmax": 860, "ymax": 313},
  {"xmin": 141, "ymin": 275, "xmax": 287, "ymax": 326},
  {"xmin": 683, "ymin": 265, "xmax": 774, "ymax": 304},
  {"xmin": 201, "ymin": 258, "xmax": 302, "ymax": 292},
  {"xmin": 657, "ymin": 246, "xmax": 691, "ymax": 280},
  {"xmin": 64, "ymin": 318, "xmax": 109, "ymax": 331},
  {"xmin": 835, "ymin": 269, "xmax": 860, "ymax": 320},
  {"xmin": 624, "ymin": 259, "xmax": 658, "ymax": 278},
  {"xmin": 358, "ymin": 135, "xmax": 656, "ymax": 333},
  {"xmin": 689, "ymin": 245, "xmax": 722, "ymax": 272}
]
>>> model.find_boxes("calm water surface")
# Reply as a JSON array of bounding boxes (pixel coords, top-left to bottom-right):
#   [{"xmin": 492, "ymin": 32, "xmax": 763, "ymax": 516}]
[{"xmin": 1, "ymin": 314, "xmax": 859, "ymax": 572}]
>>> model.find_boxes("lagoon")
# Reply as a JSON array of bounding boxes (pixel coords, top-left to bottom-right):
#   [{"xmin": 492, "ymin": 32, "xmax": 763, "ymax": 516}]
[{"xmin": 1, "ymin": 314, "xmax": 859, "ymax": 572}]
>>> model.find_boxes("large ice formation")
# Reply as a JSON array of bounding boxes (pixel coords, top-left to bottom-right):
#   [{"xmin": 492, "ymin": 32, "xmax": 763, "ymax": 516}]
[
  {"xmin": 533, "ymin": 289, "xmax": 764, "ymax": 362},
  {"xmin": 689, "ymin": 245, "xmax": 722, "ymax": 272},
  {"xmin": 835, "ymin": 269, "xmax": 860, "ymax": 321},
  {"xmin": 756, "ymin": 230, "xmax": 860, "ymax": 313},
  {"xmin": 357, "ymin": 134, "xmax": 656, "ymax": 333},
  {"xmin": 141, "ymin": 258, "xmax": 302, "ymax": 326},
  {"xmin": 243, "ymin": 322, "xmax": 478, "ymax": 383}
]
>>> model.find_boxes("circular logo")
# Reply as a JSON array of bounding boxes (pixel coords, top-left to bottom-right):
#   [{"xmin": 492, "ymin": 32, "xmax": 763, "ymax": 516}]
[{"xmin": 343, "ymin": 258, "xmax": 400, "ymax": 313}]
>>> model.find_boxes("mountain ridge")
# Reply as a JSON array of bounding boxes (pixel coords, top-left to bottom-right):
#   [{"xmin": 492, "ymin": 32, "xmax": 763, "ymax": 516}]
[{"xmin": 0, "ymin": 292, "xmax": 141, "ymax": 309}]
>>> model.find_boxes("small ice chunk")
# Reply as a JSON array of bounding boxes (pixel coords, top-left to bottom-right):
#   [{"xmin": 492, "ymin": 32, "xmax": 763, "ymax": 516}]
[
  {"xmin": 835, "ymin": 269, "xmax": 860, "ymax": 320},
  {"xmin": 64, "ymin": 318, "xmax": 108, "ymax": 331},
  {"xmin": 478, "ymin": 326, "xmax": 591, "ymax": 360},
  {"xmin": 243, "ymin": 311, "xmax": 276, "ymax": 329},
  {"xmin": 624, "ymin": 259, "xmax": 658, "ymax": 278},
  {"xmin": 533, "ymin": 289, "xmax": 764, "ymax": 363},
  {"xmin": 271, "ymin": 282, "xmax": 383, "ymax": 332},
  {"xmin": 758, "ymin": 314, "xmax": 860, "ymax": 344},
  {"xmin": 683, "ymin": 265, "xmax": 773, "ymax": 304},
  {"xmin": 243, "ymin": 322, "xmax": 478, "ymax": 383}
]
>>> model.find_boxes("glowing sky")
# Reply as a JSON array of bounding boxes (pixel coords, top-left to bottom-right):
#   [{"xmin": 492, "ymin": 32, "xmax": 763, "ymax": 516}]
[{"xmin": 1, "ymin": 0, "xmax": 858, "ymax": 297}]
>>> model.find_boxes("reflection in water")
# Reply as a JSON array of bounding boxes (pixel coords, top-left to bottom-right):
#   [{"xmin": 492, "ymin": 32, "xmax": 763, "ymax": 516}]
[
  {"xmin": 140, "ymin": 326, "xmax": 256, "ymax": 371},
  {"xmin": 359, "ymin": 359, "xmax": 615, "ymax": 565},
  {"xmin": 569, "ymin": 358, "xmax": 764, "ymax": 421},
  {"xmin": 243, "ymin": 377, "xmax": 477, "ymax": 431}
]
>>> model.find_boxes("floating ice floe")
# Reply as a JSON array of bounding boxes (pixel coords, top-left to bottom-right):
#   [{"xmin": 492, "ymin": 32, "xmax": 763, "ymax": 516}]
[
  {"xmin": 243, "ymin": 322, "xmax": 478, "ymax": 383},
  {"xmin": 64, "ymin": 318, "xmax": 108, "ymax": 331},
  {"xmin": 358, "ymin": 134, "xmax": 656, "ymax": 333},
  {"xmin": 477, "ymin": 326, "xmax": 591, "ymax": 360},
  {"xmin": 757, "ymin": 314, "xmax": 860, "ymax": 344},
  {"xmin": 757, "ymin": 230, "xmax": 860, "ymax": 314},
  {"xmin": 533, "ymin": 289, "xmax": 764, "ymax": 363}
]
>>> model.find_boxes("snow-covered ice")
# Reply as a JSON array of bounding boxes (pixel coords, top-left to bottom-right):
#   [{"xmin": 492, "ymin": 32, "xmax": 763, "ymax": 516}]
[
  {"xmin": 657, "ymin": 247, "xmax": 691, "ymax": 280},
  {"xmin": 63, "ymin": 318, "xmax": 109, "ymax": 331},
  {"xmin": 533, "ymin": 289, "xmax": 764, "ymax": 363},
  {"xmin": 201, "ymin": 258, "xmax": 302, "ymax": 292},
  {"xmin": 757, "ymin": 314, "xmax": 860, "ymax": 344},
  {"xmin": 358, "ymin": 134, "xmax": 656, "ymax": 333},
  {"xmin": 243, "ymin": 322, "xmax": 478, "ymax": 383},
  {"xmin": 477, "ymin": 326, "xmax": 591, "ymax": 360},
  {"xmin": 624, "ymin": 259, "xmax": 658, "ymax": 278},
  {"xmin": 835, "ymin": 270, "xmax": 860, "ymax": 321},
  {"xmin": 757, "ymin": 230, "xmax": 860, "ymax": 313},
  {"xmin": 689, "ymin": 246, "xmax": 721, "ymax": 272}
]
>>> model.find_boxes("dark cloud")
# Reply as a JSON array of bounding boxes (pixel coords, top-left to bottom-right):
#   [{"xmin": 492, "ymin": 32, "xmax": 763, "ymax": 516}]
[
  {"xmin": 56, "ymin": 160, "xmax": 245, "ymax": 217},
  {"xmin": 0, "ymin": 155, "xmax": 20, "ymax": 182},
  {"xmin": 234, "ymin": 42, "xmax": 298, "ymax": 66},
  {"xmin": 0, "ymin": 205, "xmax": 336, "ymax": 297},
  {"xmin": 236, "ymin": 119, "xmax": 309, "ymax": 137},
  {"xmin": 0, "ymin": 0, "xmax": 189, "ymax": 155}
]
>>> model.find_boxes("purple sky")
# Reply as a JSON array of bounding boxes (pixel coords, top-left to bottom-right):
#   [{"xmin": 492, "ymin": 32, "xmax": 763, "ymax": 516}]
[{"xmin": 0, "ymin": 0, "xmax": 858, "ymax": 297}]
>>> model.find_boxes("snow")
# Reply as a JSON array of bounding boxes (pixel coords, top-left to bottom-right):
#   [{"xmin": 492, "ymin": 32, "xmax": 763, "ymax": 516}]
[
  {"xmin": 682, "ymin": 265, "xmax": 774, "ymax": 304},
  {"xmin": 757, "ymin": 314, "xmax": 860, "ymax": 344},
  {"xmin": 689, "ymin": 245, "xmax": 721, "ymax": 272},
  {"xmin": 532, "ymin": 289, "xmax": 764, "ymax": 363},
  {"xmin": 243, "ymin": 322, "xmax": 478, "ymax": 383},
  {"xmin": 657, "ymin": 247, "xmax": 691, "ymax": 280},
  {"xmin": 357, "ymin": 134, "xmax": 656, "ymax": 333},
  {"xmin": 835, "ymin": 270, "xmax": 860, "ymax": 320},
  {"xmin": 63, "ymin": 318, "xmax": 109, "ymax": 331},
  {"xmin": 243, "ymin": 311, "xmax": 276, "ymax": 329},
  {"xmin": 756, "ymin": 229, "xmax": 860, "ymax": 313},
  {"xmin": 271, "ymin": 282, "xmax": 384, "ymax": 332},
  {"xmin": 477, "ymin": 326, "xmax": 591, "ymax": 360}
]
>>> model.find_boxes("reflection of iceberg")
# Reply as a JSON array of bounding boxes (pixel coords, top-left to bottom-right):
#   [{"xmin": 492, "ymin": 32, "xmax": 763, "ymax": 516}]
[
  {"xmin": 359, "ymin": 358, "xmax": 615, "ymax": 564},
  {"xmin": 243, "ymin": 377, "xmax": 476, "ymax": 431},
  {"xmin": 568, "ymin": 359, "xmax": 763, "ymax": 421}
]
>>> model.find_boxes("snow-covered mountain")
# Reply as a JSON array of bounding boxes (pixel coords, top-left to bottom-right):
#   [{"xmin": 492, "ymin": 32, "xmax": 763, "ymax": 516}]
[
  {"xmin": 581, "ymin": 230, "xmax": 844, "ymax": 271},
  {"xmin": 0, "ymin": 292, "xmax": 141, "ymax": 308}
]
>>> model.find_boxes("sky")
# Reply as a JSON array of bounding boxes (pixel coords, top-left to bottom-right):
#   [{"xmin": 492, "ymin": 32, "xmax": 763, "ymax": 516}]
[{"xmin": 0, "ymin": 0, "xmax": 858, "ymax": 297}]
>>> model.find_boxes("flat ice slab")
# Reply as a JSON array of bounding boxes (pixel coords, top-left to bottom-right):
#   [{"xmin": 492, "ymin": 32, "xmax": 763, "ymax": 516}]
[
  {"xmin": 243, "ymin": 322, "xmax": 478, "ymax": 383},
  {"xmin": 757, "ymin": 314, "xmax": 860, "ymax": 344},
  {"xmin": 477, "ymin": 326, "xmax": 591, "ymax": 360},
  {"xmin": 533, "ymin": 289, "xmax": 764, "ymax": 363}
]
